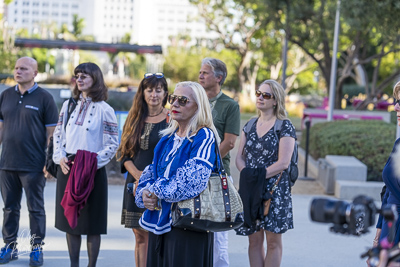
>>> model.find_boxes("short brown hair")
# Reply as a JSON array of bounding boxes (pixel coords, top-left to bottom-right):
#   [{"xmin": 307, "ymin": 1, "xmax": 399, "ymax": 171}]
[{"xmin": 73, "ymin": 62, "xmax": 108, "ymax": 102}]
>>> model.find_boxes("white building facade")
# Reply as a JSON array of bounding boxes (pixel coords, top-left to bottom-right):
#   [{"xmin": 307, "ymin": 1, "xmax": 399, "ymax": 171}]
[
  {"xmin": 4, "ymin": 0, "xmax": 210, "ymax": 47},
  {"xmin": 132, "ymin": 0, "xmax": 209, "ymax": 48}
]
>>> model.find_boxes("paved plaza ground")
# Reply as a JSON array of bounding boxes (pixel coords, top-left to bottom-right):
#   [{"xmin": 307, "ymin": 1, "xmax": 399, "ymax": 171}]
[
  {"xmin": 0, "ymin": 128, "xmax": 379, "ymax": 266},
  {"xmin": 0, "ymin": 180, "xmax": 376, "ymax": 267}
]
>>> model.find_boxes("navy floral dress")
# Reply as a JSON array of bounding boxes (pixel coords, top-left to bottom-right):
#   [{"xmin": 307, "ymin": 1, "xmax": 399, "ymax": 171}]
[{"xmin": 238, "ymin": 118, "xmax": 296, "ymax": 235}]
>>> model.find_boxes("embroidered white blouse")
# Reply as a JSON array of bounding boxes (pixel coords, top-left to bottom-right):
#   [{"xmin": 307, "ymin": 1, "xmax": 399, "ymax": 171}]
[{"xmin": 52, "ymin": 95, "xmax": 119, "ymax": 169}]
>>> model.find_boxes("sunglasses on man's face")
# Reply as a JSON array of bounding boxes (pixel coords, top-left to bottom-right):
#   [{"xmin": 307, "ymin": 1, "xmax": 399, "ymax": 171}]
[
  {"xmin": 394, "ymin": 99, "xmax": 400, "ymax": 106},
  {"xmin": 255, "ymin": 90, "xmax": 274, "ymax": 100},
  {"xmin": 168, "ymin": 95, "xmax": 190, "ymax": 107},
  {"xmin": 144, "ymin": 72, "xmax": 164, "ymax": 79}
]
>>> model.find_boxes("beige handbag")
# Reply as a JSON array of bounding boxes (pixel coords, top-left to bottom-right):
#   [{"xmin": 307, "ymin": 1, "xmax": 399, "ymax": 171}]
[{"xmin": 171, "ymin": 145, "xmax": 244, "ymax": 232}]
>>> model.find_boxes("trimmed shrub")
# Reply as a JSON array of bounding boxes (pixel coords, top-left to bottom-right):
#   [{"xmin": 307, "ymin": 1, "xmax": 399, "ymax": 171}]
[{"xmin": 300, "ymin": 120, "xmax": 396, "ymax": 181}]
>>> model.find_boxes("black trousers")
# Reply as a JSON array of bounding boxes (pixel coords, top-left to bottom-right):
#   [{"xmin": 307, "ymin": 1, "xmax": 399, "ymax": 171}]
[{"xmin": 0, "ymin": 170, "xmax": 46, "ymax": 246}]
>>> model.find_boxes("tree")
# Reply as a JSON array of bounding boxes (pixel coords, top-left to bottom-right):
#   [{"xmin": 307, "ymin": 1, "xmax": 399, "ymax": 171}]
[
  {"xmin": 189, "ymin": 0, "xmax": 276, "ymax": 94},
  {"xmin": 189, "ymin": 0, "xmax": 315, "ymax": 98},
  {"xmin": 72, "ymin": 14, "xmax": 84, "ymax": 38},
  {"xmin": 163, "ymin": 45, "xmax": 240, "ymax": 90},
  {"xmin": 338, "ymin": 0, "xmax": 400, "ymax": 109},
  {"xmin": 265, "ymin": 0, "xmax": 400, "ymax": 108}
]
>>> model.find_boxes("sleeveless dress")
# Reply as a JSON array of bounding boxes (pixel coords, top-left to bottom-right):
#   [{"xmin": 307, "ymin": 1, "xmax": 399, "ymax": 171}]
[
  {"xmin": 121, "ymin": 119, "xmax": 168, "ymax": 229},
  {"xmin": 236, "ymin": 118, "xmax": 296, "ymax": 235}
]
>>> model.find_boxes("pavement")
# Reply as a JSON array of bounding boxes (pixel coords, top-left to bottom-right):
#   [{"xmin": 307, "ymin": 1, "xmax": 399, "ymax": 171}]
[
  {"xmin": 0, "ymin": 135, "xmax": 378, "ymax": 266},
  {"xmin": 1, "ymin": 181, "xmax": 376, "ymax": 267}
]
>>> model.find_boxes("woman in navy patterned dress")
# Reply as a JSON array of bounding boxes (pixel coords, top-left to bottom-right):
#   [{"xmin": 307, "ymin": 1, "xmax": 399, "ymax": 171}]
[
  {"xmin": 236, "ymin": 80, "xmax": 296, "ymax": 267},
  {"xmin": 135, "ymin": 81, "xmax": 221, "ymax": 267}
]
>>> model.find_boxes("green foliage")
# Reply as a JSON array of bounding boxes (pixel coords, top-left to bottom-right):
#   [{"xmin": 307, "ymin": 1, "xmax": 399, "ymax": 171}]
[
  {"xmin": 72, "ymin": 14, "xmax": 85, "ymax": 38},
  {"xmin": 163, "ymin": 46, "xmax": 240, "ymax": 90},
  {"xmin": 342, "ymin": 84, "xmax": 366, "ymax": 98},
  {"xmin": 120, "ymin": 33, "xmax": 131, "ymax": 44},
  {"xmin": 78, "ymin": 51, "xmax": 101, "ymax": 66},
  {"xmin": 189, "ymin": 0, "xmax": 282, "ymax": 92},
  {"xmin": 342, "ymin": 0, "xmax": 400, "ymax": 39},
  {"xmin": 30, "ymin": 48, "xmax": 55, "ymax": 72},
  {"xmin": 163, "ymin": 46, "xmax": 202, "ymax": 82},
  {"xmin": 106, "ymin": 91, "xmax": 135, "ymax": 111},
  {"xmin": 301, "ymin": 120, "xmax": 396, "ymax": 181},
  {"xmin": 127, "ymin": 54, "xmax": 147, "ymax": 80}
]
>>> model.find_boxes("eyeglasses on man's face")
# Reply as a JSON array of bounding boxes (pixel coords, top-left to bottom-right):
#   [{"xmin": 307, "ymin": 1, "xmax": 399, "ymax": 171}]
[
  {"xmin": 144, "ymin": 72, "xmax": 164, "ymax": 79},
  {"xmin": 255, "ymin": 90, "xmax": 274, "ymax": 100},
  {"xmin": 168, "ymin": 94, "xmax": 190, "ymax": 107}
]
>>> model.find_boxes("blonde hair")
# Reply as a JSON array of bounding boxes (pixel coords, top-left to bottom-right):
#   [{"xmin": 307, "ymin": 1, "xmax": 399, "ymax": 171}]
[
  {"xmin": 393, "ymin": 80, "xmax": 400, "ymax": 99},
  {"xmin": 160, "ymin": 81, "xmax": 220, "ymax": 144},
  {"xmin": 259, "ymin": 79, "xmax": 288, "ymax": 120}
]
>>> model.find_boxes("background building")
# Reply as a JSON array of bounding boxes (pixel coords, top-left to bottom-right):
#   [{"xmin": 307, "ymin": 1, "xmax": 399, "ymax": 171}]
[
  {"xmin": 4, "ymin": 0, "xmax": 210, "ymax": 47},
  {"xmin": 1, "ymin": 0, "xmax": 214, "ymax": 75},
  {"xmin": 132, "ymin": 0, "xmax": 210, "ymax": 49}
]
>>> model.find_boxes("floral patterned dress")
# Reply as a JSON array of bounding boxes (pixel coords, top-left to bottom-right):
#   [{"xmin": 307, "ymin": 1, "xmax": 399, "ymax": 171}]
[{"xmin": 239, "ymin": 118, "xmax": 296, "ymax": 235}]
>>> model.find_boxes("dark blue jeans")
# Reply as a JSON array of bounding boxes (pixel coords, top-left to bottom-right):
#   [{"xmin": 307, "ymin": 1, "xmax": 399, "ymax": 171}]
[{"xmin": 0, "ymin": 170, "xmax": 46, "ymax": 246}]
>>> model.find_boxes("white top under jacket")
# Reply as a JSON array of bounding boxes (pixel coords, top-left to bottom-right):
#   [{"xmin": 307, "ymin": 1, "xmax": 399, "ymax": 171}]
[{"xmin": 52, "ymin": 95, "xmax": 119, "ymax": 169}]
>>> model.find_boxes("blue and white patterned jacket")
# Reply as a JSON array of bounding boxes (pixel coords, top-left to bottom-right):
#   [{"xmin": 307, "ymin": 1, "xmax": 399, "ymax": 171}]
[{"xmin": 135, "ymin": 127, "xmax": 218, "ymax": 235}]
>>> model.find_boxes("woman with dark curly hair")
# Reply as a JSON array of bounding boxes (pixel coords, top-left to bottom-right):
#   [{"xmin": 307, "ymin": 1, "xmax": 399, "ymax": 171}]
[
  {"xmin": 117, "ymin": 73, "xmax": 169, "ymax": 267},
  {"xmin": 53, "ymin": 62, "xmax": 118, "ymax": 267}
]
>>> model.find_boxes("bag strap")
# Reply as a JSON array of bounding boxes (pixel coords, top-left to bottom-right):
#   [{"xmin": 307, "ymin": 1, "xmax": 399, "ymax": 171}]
[
  {"xmin": 241, "ymin": 117, "xmax": 257, "ymax": 155},
  {"xmin": 270, "ymin": 172, "xmax": 283, "ymax": 193},
  {"xmin": 243, "ymin": 117, "xmax": 257, "ymax": 135},
  {"xmin": 273, "ymin": 119, "xmax": 283, "ymax": 140},
  {"xmin": 213, "ymin": 138, "xmax": 226, "ymax": 174},
  {"xmin": 64, "ymin": 97, "xmax": 77, "ymax": 131}
]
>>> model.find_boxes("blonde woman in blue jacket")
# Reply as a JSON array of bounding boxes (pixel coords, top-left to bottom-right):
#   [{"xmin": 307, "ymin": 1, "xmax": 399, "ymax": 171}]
[{"xmin": 135, "ymin": 81, "xmax": 220, "ymax": 267}]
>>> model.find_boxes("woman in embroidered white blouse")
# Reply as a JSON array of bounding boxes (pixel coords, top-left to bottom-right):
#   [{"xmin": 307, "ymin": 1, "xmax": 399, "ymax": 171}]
[{"xmin": 52, "ymin": 62, "xmax": 118, "ymax": 267}]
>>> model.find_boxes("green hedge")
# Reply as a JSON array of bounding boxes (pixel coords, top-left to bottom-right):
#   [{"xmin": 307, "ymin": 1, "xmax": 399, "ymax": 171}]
[{"xmin": 300, "ymin": 120, "xmax": 396, "ymax": 181}]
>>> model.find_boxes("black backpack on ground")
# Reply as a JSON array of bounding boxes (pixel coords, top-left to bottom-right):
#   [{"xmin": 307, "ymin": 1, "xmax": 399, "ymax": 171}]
[
  {"xmin": 45, "ymin": 97, "xmax": 77, "ymax": 177},
  {"xmin": 243, "ymin": 118, "xmax": 299, "ymax": 186}
]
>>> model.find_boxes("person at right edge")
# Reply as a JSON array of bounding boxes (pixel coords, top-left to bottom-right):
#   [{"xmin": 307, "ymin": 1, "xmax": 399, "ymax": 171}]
[
  {"xmin": 369, "ymin": 81, "xmax": 400, "ymax": 267},
  {"xmin": 198, "ymin": 57, "xmax": 240, "ymax": 267},
  {"xmin": 236, "ymin": 80, "xmax": 295, "ymax": 267}
]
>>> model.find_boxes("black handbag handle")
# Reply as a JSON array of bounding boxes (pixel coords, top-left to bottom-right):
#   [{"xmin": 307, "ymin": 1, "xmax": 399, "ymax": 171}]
[{"xmin": 213, "ymin": 136, "xmax": 226, "ymax": 176}]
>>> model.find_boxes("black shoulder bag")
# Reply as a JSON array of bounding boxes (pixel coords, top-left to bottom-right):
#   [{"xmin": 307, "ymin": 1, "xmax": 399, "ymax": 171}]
[{"xmin": 45, "ymin": 98, "xmax": 77, "ymax": 177}]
